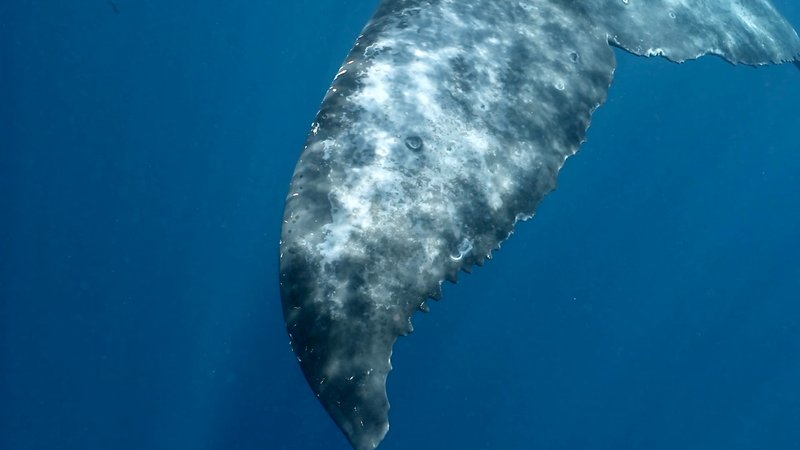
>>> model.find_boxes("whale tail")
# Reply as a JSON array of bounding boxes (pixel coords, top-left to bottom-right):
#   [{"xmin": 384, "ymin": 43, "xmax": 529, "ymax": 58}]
[
  {"xmin": 281, "ymin": 2, "xmax": 800, "ymax": 449},
  {"xmin": 598, "ymin": 0, "xmax": 800, "ymax": 65}
]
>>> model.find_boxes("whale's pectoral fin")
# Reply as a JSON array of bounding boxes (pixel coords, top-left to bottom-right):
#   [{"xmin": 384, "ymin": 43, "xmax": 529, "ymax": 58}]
[{"xmin": 598, "ymin": 0, "xmax": 800, "ymax": 64}]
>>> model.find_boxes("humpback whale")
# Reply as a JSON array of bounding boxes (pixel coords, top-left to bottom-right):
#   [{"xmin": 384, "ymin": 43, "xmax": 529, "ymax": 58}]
[{"xmin": 279, "ymin": 1, "xmax": 800, "ymax": 449}]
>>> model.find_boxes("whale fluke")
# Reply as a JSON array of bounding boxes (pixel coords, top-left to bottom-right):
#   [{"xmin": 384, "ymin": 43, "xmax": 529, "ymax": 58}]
[{"xmin": 279, "ymin": 1, "xmax": 800, "ymax": 449}]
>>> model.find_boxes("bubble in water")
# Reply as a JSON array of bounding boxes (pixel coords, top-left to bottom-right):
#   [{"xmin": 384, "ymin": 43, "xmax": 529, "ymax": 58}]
[{"xmin": 449, "ymin": 238, "xmax": 473, "ymax": 261}]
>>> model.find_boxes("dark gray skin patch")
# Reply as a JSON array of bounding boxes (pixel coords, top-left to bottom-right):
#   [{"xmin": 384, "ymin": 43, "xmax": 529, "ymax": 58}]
[{"xmin": 279, "ymin": 1, "xmax": 800, "ymax": 449}]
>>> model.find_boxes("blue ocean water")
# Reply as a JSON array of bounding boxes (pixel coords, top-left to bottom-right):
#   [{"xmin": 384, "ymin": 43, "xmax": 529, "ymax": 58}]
[{"xmin": 2, "ymin": 1, "xmax": 799, "ymax": 449}]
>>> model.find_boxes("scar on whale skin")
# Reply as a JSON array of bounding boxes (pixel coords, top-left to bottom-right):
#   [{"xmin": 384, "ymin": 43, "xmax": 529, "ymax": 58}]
[{"xmin": 279, "ymin": 1, "xmax": 800, "ymax": 449}]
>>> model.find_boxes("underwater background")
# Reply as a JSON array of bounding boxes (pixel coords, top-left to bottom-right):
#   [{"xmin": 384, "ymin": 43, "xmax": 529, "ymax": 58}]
[{"xmin": 2, "ymin": 1, "xmax": 799, "ymax": 449}]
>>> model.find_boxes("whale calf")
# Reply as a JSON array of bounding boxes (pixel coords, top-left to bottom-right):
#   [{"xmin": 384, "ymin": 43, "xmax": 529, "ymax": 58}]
[{"xmin": 278, "ymin": 1, "xmax": 800, "ymax": 448}]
